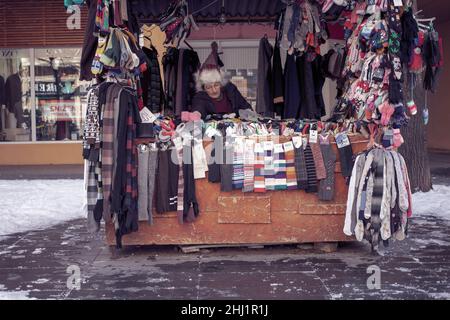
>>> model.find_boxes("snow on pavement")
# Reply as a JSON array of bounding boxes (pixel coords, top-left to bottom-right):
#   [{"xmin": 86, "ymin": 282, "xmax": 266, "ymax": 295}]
[
  {"xmin": 0, "ymin": 180, "xmax": 449, "ymax": 236},
  {"xmin": 412, "ymin": 185, "xmax": 450, "ymax": 220},
  {"xmin": 0, "ymin": 179, "xmax": 85, "ymax": 236}
]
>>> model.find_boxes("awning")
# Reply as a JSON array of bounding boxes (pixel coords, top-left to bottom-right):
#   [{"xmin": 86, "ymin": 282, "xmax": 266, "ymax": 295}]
[{"xmin": 130, "ymin": 0, "xmax": 285, "ymax": 23}]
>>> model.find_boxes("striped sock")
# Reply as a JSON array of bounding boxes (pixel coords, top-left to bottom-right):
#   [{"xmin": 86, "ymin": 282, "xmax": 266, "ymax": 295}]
[
  {"xmin": 253, "ymin": 142, "xmax": 266, "ymax": 192},
  {"xmin": 232, "ymin": 139, "xmax": 244, "ymax": 189},
  {"xmin": 284, "ymin": 141, "xmax": 298, "ymax": 190},
  {"xmin": 273, "ymin": 144, "xmax": 287, "ymax": 190},
  {"xmin": 243, "ymin": 139, "xmax": 255, "ymax": 192},
  {"xmin": 263, "ymin": 141, "xmax": 275, "ymax": 191}
]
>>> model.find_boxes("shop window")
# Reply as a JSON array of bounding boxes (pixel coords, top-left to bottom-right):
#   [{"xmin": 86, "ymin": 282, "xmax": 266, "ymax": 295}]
[
  {"xmin": 34, "ymin": 48, "xmax": 87, "ymax": 141},
  {"xmin": 0, "ymin": 49, "xmax": 32, "ymax": 142}
]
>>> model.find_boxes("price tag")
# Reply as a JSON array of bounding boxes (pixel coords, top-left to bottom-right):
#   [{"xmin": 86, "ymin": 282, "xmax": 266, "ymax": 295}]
[
  {"xmin": 274, "ymin": 143, "xmax": 284, "ymax": 153},
  {"xmin": 283, "ymin": 141, "xmax": 294, "ymax": 152},
  {"xmin": 254, "ymin": 142, "xmax": 263, "ymax": 153},
  {"xmin": 393, "ymin": 0, "xmax": 403, "ymax": 7},
  {"xmin": 309, "ymin": 129, "xmax": 318, "ymax": 144},
  {"xmin": 335, "ymin": 133, "xmax": 351, "ymax": 149},
  {"xmin": 263, "ymin": 140, "xmax": 274, "ymax": 151},
  {"xmin": 292, "ymin": 136, "xmax": 302, "ymax": 148},
  {"xmin": 139, "ymin": 107, "xmax": 157, "ymax": 123},
  {"xmin": 204, "ymin": 126, "xmax": 217, "ymax": 138}
]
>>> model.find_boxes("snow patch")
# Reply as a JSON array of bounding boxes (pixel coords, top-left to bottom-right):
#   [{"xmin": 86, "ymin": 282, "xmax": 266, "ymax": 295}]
[
  {"xmin": 32, "ymin": 248, "xmax": 45, "ymax": 255},
  {"xmin": 0, "ymin": 290, "xmax": 36, "ymax": 300},
  {"xmin": 0, "ymin": 180, "xmax": 85, "ymax": 236},
  {"xmin": 412, "ymin": 185, "xmax": 450, "ymax": 220},
  {"xmin": 32, "ymin": 279, "xmax": 50, "ymax": 284},
  {"xmin": 429, "ymin": 292, "xmax": 450, "ymax": 299}
]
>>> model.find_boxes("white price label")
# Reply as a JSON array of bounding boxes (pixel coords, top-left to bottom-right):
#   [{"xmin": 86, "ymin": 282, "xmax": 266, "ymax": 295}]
[
  {"xmin": 309, "ymin": 129, "xmax": 318, "ymax": 144},
  {"xmin": 283, "ymin": 141, "xmax": 294, "ymax": 152},
  {"xmin": 292, "ymin": 136, "xmax": 302, "ymax": 148},
  {"xmin": 139, "ymin": 107, "xmax": 157, "ymax": 123},
  {"xmin": 335, "ymin": 133, "xmax": 351, "ymax": 149}
]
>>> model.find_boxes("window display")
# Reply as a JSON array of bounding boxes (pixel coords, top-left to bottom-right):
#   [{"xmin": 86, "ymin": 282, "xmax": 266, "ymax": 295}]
[
  {"xmin": 34, "ymin": 48, "xmax": 88, "ymax": 141},
  {"xmin": 0, "ymin": 49, "xmax": 32, "ymax": 142}
]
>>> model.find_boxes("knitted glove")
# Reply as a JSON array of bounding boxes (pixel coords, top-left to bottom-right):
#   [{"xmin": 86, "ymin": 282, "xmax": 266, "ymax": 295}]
[{"xmin": 393, "ymin": 128, "xmax": 404, "ymax": 148}]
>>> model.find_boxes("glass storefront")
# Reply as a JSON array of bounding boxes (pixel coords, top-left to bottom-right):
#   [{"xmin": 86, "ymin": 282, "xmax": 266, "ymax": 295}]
[
  {"xmin": 34, "ymin": 48, "xmax": 88, "ymax": 141},
  {"xmin": 0, "ymin": 47, "xmax": 87, "ymax": 143},
  {"xmin": 0, "ymin": 49, "xmax": 32, "ymax": 142}
]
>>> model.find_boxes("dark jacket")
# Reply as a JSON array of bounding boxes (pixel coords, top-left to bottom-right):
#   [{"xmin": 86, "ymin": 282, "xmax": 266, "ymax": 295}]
[
  {"xmin": 256, "ymin": 36, "xmax": 274, "ymax": 117},
  {"xmin": 192, "ymin": 82, "xmax": 251, "ymax": 119},
  {"xmin": 141, "ymin": 46, "xmax": 163, "ymax": 113}
]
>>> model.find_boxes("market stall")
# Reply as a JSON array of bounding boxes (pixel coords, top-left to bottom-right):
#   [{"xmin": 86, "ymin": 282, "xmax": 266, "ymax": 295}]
[{"xmin": 78, "ymin": 0, "xmax": 443, "ymax": 251}]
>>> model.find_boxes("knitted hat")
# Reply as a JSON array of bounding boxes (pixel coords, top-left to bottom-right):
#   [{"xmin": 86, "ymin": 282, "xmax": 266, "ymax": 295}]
[{"xmin": 195, "ymin": 42, "xmax": 227, "ymax": 92}]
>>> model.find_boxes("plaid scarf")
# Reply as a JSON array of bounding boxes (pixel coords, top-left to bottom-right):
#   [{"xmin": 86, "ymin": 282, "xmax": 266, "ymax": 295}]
[{"xmin": 101, "ymin": 84, "xmax": 122, "ymax": 222}]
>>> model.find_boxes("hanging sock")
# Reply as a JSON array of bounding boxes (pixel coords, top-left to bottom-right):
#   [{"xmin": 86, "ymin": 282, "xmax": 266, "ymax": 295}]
[
  {"xmin": 273, "ymin": 144, "xmax": 288, "ymax": 190},
  {"xmin": 284, "ymin": 141, "xmax": 298, "ymax": 190},
  {"xmin": 253, "ymin": 142, "xmax": 266, "ymax": 193},
  {"xmin": 243, "ymin": 139, "xmax": 255, "ymax": 193}
]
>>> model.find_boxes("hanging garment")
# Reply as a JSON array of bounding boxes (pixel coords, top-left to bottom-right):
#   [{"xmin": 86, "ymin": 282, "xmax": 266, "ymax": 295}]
[
  {"xmin": 256, "ymin": 36, "xmax": 274, "ymax": 117},
  {"xmin": 162, "ymin": 47, "xmax": 179, "ymax": 115},
  {"xmin": 343, "ymin": 148, "xmax": 412, "ymax": 250},
  {"xmin": 207, "ymin": 135, "xmax": 222, "ymax": 183},
  {"xmin": 335, "ymin": 132, "xmax": 354, "ymax": 178},
  {"xmin": 155, "ymin": 147, "xmax": 180, "ymax": 213},
  {"xmin": 220, "ymin": 136, "xmax": 234, "ymax": 192},
  {"xmin": 111, "ymin": 88, "xmax": 140, "ymax": 248},
  {"xmin": 273, "ymin": 143, "xmax": 288, "ymax": 190},
  {"xmin": 284, "ymin": 141, "xmax": 298, "ymax": 190},
  {"xmin": 140, "ymin": 46, "xmax": 164, "ymax": 113},
  {"xmin": 304, "ymin": 144, "xmax": 318, "ymax": 193},
  {"xmin": 297, "ymin": 54, "xmax": 322, "ymax": 120},
  {"xmin": 294, "ymin": 143, "xmax": 308, "ymax": 190},
  {"xmin": 263, "ymin": 141, "xmax": 276, "ymax": 191},
  {"xmin": 137, "ymin": 144, "xmax": 158, "ymax": 224},
  {"xmin": 80, "ymin": 0, "xmax": 98, "ymax": 81},
  {"xmin": 101, "ymin": 83, "xmax": 123, "ymax": 223},
  {"xmin": 232, "ymin": 138, "xmax": 245, "ymax": 189},
  {"xmin": 243, "ymin": 139, "xmax": 255, "ymax": 193},
  {"xmin": 272, "ymin": 43, "xmax": 284, "ymax": 116},
  {"xmin": 284, "ymin": 53, "xmax": 302, "ymax": 119},
  {"xmin": 254, "ymin": 142, "xmax": 266, "ymax": 193},
  {"xmin": 309, "ymin": 141, "xmax": 327, "ymax": 180},
  {"xmin": 318, "ymin": 134, "xmax": 337, "ymax": 201},
  {"xmin": 182, "ymin": 144, "xmax": 200, "ymax": 222}
]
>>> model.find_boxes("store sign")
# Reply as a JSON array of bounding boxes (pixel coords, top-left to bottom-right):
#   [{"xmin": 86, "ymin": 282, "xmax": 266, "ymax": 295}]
[
  {"xmin": 35, "ymin": 82, "xmax": 59, "ymax": 96},
  {"xmin": 35, "ymin": 81, "xmax": 76, "ymax": 97},
  {"xmin": 39, "ymin": 100, "xmax": 79, "ymax": 121},
  {"xmin": 0, "ymin": 49, "xmax": 19, "ymax": 59}
]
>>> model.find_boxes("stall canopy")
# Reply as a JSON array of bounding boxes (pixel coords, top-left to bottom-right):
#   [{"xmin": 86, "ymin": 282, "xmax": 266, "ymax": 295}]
[{"xmin": 130, "ymin": 0, "xmax": 284, "ymax": 23}]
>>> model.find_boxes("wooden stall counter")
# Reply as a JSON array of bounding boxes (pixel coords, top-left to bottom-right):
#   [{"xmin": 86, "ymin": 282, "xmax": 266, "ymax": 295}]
[{"xmin": 106, "ymin": 134, "xmax": 369, "ymax": 246}]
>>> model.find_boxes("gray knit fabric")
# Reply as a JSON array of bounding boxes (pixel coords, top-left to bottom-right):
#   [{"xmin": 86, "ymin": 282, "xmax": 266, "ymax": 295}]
[
  {"xmin": 138, "ymin": 146, "xmax": 150, "ymax": 222},
  {"xmin": 137, "ymin": 146, "xmax": 159, "ymax": 224},
  {"xmin": 294, "ymin": 146, "xmax": 308, "ymax": 189},
  {"xmin": 318, "ymin": 141, "xmax": 337, "ymax": 201}
]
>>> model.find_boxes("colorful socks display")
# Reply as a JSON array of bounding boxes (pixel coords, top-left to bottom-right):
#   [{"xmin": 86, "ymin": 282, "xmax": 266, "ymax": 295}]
[
  {"xmin": 273, "ymin": 143, "xmax": 287, "ymax": 190},
  {"xmin": 284, "ymin": 141, "xmax": 298, "ymax": 190},
  {"xmin": 263, "ymin": 141, "xmax": 276, "ymax": 191},
  {"xmin": 253, "ymin": 142, "xmax": 266, "ymax": 193},
  {"xmin": 243, "ymin": 139, "xmax": 255, "ymax": 193}
]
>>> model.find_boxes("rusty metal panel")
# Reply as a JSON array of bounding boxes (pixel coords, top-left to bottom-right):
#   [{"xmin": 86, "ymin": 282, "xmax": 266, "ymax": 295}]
[{"xmin": 217, "ymin": 196, "xmax": 271, "ymax": 224}]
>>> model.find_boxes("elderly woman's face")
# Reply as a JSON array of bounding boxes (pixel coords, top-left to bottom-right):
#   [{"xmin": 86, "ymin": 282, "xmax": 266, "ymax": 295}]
[{"xmin": 204, "ymin": 82, "xmax": 222, "ymax": 99}]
